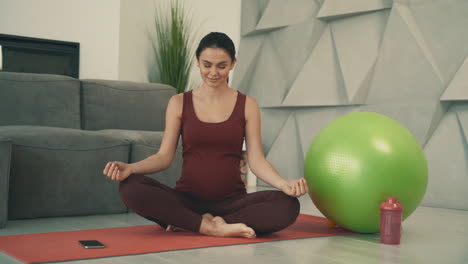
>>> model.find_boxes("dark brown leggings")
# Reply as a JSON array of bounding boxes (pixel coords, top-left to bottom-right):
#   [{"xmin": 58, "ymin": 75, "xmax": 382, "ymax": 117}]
[{"xmin": 119, "ymin": 174, "xmax": 300, "ymax": 234}]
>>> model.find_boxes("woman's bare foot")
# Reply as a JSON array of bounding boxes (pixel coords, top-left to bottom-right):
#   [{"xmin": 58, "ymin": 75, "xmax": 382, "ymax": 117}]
[
  {"xmin": 199, "ymin": 215, "xmax": 256, "ymax": 238},
  {"xmin": 203, "ymin": 213, "xmax": 215, "ymax": 221},
  {"xmin": 166, "ymin": 213, "xmax": 215, "ymax": 232}
]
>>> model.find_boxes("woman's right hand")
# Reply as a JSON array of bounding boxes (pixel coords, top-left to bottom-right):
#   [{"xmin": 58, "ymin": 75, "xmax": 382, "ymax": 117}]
[{"xmin": 103, "ymin": 161, "xmax": 132, "ymax": 182}]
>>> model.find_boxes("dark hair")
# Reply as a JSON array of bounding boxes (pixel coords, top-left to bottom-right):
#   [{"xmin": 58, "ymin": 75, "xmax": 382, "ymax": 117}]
[{"xmin": 195, "ymin": 32, "xmax": 236, "ymax": 62}]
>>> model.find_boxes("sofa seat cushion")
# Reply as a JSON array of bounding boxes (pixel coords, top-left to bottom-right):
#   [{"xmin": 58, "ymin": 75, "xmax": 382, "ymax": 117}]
[
  {"xmin": 0, "ymin": 72, "xmax": 81, "ymax": 128},
  {"xmin": 97, "ymin": 129, "xmax": 164, "ymax": 148},
  {"xmin": 98, "ymin": 129, "xmax": 183, "ymax": 188},
  {"xmin": 0, "ymin": 126, "xmax": 130, "ymax": 149},
  {"xmin": 0, "ymin": 126, "xmax": 131, "ymax": 219}
]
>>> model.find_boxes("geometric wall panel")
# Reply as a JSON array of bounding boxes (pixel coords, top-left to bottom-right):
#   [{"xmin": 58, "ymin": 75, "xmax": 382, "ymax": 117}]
[
  {"xmin": 262, "ymin": 114, "xmax": 304, "ymax": 186},
  {"xmin": 231, "ymin": 34, "xmax": 265, "ymax": 94},
  {"xmin": 256, "ymin": 0, "xmax": 319, "ymax": 31},
  {"xmin": 408, "ymin": 0, "xmax": 468, "ymax": 83},
  {"xmin": 241, "ymin": 0, "xmax": 271, "ymax": 36},
  {"xmin": 456, "ymin": 106, "xmax": 468, "ymax": 144},
  {"xmin": 425, "ymin": 101, "xmax": 450, "ymax": 146},
  {"xmin": 441, "ymin": 56, "xmax": 468, "ymax": 101},
  {"xmin": 394, "ymin": 3, "xmax": 444, "ymax": 83},
  {"xmin": 317, "ymin": 0, "xmax": 392, "ymax": 20},
  {"xmin": 348, "ymin": 60, "xmax": 376, "ymax": 104},
  {"xmin": 235, "ymin": 0, "xmax": 468, "ymax": 210},
  {"xmin": 422, "ymin": 105, "xmax": 468, "ymax": 210},
  {"xmin": 366, "ymin": 6, "xmax": 444, "ymax": 104},
  {"xmin": 248, "ymin": 37, "xmax": 288, "ymax": 107},
  {"xmin": 269, "ymin": 16, "xmax": 326, "ymax": 89},
  {"xmin": 331, "ymin": 10, "xmax": 389, "ymax": 103},
  {"xmin": 260, "ymin": 109, "xmax": 291, "ymax": 155},
  {"xmin": 282, "ymin": 26, "xmax": 348, "ymax": 106}
]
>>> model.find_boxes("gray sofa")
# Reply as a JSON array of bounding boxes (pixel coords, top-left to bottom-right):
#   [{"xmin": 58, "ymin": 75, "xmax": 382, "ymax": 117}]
[{"xmin": 0, "ymin": 72, "xmax": 183, "ymax": 228}]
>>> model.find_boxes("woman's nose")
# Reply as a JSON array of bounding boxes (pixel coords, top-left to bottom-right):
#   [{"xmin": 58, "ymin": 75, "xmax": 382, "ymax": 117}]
[{"xmin": 210, "ymin": 68, "xmax": 219, "ymax": 76}]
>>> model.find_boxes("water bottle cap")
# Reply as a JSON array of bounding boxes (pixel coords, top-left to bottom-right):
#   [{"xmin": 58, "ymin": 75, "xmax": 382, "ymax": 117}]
[{"xmin": 380, "ymin": 197, "xmax": 403, "ymax": 210}]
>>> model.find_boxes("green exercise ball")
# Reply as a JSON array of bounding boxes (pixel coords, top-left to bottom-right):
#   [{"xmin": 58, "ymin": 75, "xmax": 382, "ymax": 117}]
[{"xmin": 304, "ymin": 112, "xmax": 428, "ymax": 233}]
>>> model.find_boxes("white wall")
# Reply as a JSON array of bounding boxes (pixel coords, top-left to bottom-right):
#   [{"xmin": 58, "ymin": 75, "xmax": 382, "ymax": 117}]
[
  {"xmin": 119, "ymin": 0, "xmax": 242, "ymax": 87},
  {"xmin": 0, "ymin": 0, "xmax": 241, "ymax": 84},
  {"xmin": 0, "ymin": 0, "xmax": 121, "ymax": 80},
  {"xmin": 119, "ymin": 0, "xmax": 155, "ymax": 82}
]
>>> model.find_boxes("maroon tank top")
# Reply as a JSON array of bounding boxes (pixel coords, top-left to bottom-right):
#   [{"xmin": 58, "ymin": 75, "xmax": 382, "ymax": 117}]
[{"xmin": 174, "ymin": 90, "xmax": 247, "ymax": 200}]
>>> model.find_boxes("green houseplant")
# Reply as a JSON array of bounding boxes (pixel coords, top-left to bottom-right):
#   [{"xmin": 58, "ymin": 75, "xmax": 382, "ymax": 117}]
[{"xmin": 150, "ymin": 0, "xmax": 197, "ymax": 93}]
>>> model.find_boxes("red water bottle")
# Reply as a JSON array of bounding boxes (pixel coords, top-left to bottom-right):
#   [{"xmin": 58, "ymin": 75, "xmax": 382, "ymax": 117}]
[{"xmin": 380, "ymin": 197, "xmax": 403, "ymax": 245}]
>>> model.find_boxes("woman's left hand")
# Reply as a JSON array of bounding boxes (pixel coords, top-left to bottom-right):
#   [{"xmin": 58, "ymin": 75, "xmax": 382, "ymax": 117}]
[{"xmin": 280, "ymin": 178, "xmax": 309, "ymax": 197}]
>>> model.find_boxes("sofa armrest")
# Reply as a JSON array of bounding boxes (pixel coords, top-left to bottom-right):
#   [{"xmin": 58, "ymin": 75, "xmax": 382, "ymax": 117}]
[
  {"xmin": 0, "ymin": 138, "xmax": 12, "ymax": 228},
  {"xmin": 81, "ymin": 79, "xmax": 177, "ymax": 131}
]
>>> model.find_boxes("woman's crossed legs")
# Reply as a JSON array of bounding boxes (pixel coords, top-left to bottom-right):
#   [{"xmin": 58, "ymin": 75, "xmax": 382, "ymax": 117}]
[{"xmin": 119, "ymin": 174, "xmax": 300, "ymax": 238}]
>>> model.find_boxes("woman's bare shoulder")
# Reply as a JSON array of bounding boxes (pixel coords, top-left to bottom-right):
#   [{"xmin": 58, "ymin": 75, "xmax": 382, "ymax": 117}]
[
  {"xmin": 245, "ymin": 95, "xmax": 259, "ymax": 110},
  {"xmin": 168, "ymin": 93, "xmax": 184, "ymax": 118},
  {"xmin": 244, "ymin": 95, "xmax": 259, "ymax": 121},
  {"xmin": 171, "ymin": 93, "xmax": 184, "ymax": 103}
]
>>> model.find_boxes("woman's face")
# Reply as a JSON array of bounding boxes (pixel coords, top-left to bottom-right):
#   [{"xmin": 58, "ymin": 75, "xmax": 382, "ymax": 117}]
[{"xmin": 197, "ymin": 47, "xmax": 236, "ymax": 88}]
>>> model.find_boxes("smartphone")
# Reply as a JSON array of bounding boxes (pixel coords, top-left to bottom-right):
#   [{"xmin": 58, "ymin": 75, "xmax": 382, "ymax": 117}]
[{"xmin": 79, "ymin": 240, "xmax": 105, "ymax": 249}]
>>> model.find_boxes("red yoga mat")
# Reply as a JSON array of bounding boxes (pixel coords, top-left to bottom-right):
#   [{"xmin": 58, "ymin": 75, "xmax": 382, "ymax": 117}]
[{"xmin": 0, "ymin": 214, "xmax": 354, "ymax": 264}]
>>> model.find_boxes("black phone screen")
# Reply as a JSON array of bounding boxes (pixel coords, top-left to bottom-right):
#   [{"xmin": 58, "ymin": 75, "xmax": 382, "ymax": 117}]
[{"xmin": 79, "ymin": 240, "xmax": 105, "ymax": 248}]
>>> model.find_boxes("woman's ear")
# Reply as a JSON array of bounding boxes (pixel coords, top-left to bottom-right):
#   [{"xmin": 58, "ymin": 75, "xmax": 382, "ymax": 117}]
[{"xmin": 230, "ymin": 58, "xmax": 237, "ymax": 70}]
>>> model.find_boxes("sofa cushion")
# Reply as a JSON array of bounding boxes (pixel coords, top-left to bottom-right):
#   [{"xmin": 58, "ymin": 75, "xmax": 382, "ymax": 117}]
[
  {"xmin": 81, "ymin": 79, "xmax": 176, "ymax": 131},
  {"xmin": 0, "ymin": 126, "xmax": 131, "ymax": 219},
  {"xmin": 0, "ymin": 72, "xmax": 81, "ymax": 129},
  {"xmin": 0, "ymin": 126, "xmax": 129, "ymax": 149},
  {"xmin": 0, "ymin": 138, "xmax": 12, "ymax": 228},
  {"xmin": 97, "ymin": 129, "xmax": 165, "ymax": 147},
  {"xmin": 98, "ymin": 129, "xmax": 183, "ymax": 187}
]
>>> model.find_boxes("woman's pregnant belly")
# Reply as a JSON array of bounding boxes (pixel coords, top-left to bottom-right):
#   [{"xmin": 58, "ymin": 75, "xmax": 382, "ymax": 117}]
[{"xmin": 176, "ymin": 152, "xmax": 245, "ymax": 200}]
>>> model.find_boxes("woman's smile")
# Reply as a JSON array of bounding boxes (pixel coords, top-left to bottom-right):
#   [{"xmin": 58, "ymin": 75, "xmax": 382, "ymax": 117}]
[{"xmin": 207, "ymin": 77, "xmax": 220, "ymax": 82}]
